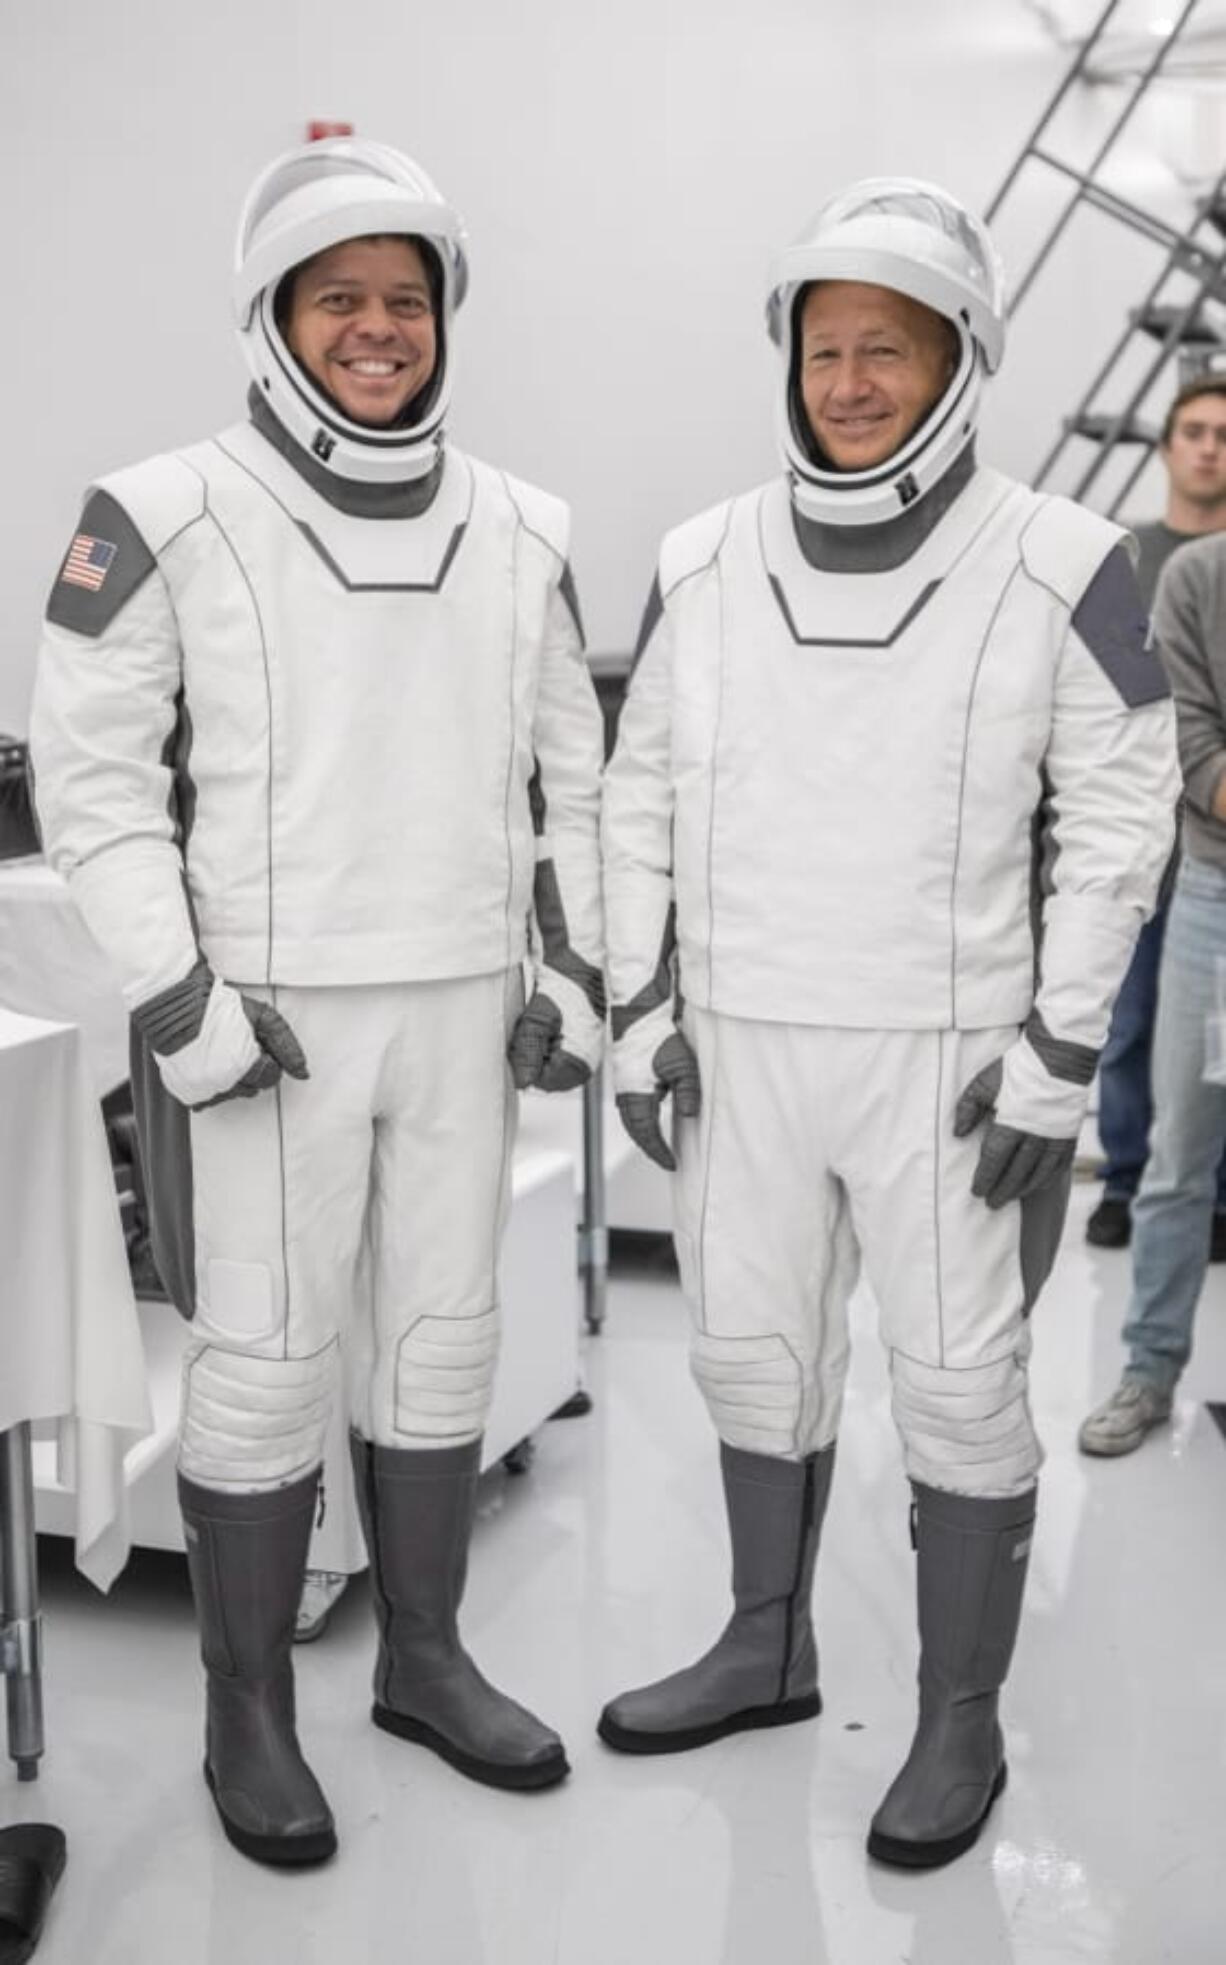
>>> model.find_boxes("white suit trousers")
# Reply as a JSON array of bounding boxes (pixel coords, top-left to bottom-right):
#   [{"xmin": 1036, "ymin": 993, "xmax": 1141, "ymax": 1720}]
[
  {"xmin": 177, "ymin": 971, "xmax": 521, "ymax": 1491},
  {"xmin": 673, "ymin": 1010, "xmax": 1061, "ymax": 1496}
]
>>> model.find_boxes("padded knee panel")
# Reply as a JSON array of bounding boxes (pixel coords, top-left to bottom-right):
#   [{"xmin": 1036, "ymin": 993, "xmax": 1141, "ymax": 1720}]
[
  {"xmin": 890, "ymin": 1349, "xmax": 1041, "ymax": 1496},
  {"xmin": 179, "ymin": 1340, "xmax": 335, "ymax": 1490},
  {"xmin": 690, "ymin": 1330, "xmax": 804, "ymax": 1457},
  {"xmin": 392, "ymin": 1306, "xmax": 499, "ymax": 1446}
]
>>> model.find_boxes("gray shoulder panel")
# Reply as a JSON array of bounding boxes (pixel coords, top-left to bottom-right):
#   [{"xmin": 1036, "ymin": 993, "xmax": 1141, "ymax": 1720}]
[
  {"xmin": 1071, "ymin": 543, "xmax": 1170, "ymax": 708},
  {"xmin": 45, "ymin": 488, "xmax": 157, "ymax": 638}
]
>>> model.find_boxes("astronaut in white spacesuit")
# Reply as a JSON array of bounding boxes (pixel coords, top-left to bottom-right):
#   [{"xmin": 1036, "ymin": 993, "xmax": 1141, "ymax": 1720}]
[
  {"xmin": 31, "ymin": 138, "xmax": 605, "ymax": 1866},
  {"xmin": 599, "ymin": 180, "xmax": 1178, "ymax": 1867}
]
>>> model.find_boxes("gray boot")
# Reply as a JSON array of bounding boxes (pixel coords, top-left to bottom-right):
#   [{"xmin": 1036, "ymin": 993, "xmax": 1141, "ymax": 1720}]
[
  {"xmin": 868, "ymin": 1481, "xmax": 1035, "ymax": 1870},
  {"xmin": 179, "ymin": 1469, "xmax": 337, "ymax": 1867},
  {"xmin": 598, "ymin": 1442, "xmax": 834, "ymax": 1754},
  {"xmin": 350, "ymin": 1435, "xmax": 568, "ymax": 1792}
]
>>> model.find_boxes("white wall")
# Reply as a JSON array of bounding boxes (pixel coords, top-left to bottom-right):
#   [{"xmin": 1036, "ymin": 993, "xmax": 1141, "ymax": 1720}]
[{"xmin": 0, "ymin": 0, "xmax": 1202, "ymax": 728}]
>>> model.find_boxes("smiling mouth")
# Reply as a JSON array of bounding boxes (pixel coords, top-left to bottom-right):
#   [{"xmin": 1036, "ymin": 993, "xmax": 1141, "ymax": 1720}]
[
  {"xmin": 338, "ymin": 358, "xmax": 408, "ymax": 379},
  {"xmin": 826, "ymin": 414, "xmax": 891, "ymax": 436}
]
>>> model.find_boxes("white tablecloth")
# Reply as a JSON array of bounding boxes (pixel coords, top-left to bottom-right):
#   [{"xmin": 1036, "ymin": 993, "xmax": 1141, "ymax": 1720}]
[
  {"xmin": 0, "ymin": 1005, "xmax": 152, "ymax": 1587},
  {"xmin": 0, "ymin": 860, "xmax": 130, "ymax": 1096}
]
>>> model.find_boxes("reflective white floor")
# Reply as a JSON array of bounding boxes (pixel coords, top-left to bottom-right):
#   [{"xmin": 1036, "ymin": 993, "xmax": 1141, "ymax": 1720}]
[{"xmin": 5, "ymin": 1177, "xmax": 1226, "ymax": 1965}]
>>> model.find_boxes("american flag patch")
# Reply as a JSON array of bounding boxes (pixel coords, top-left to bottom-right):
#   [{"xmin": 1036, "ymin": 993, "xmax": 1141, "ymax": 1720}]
[{"xmin": 61, "ymin": 533, "xmax": 118, "ymax": 592}]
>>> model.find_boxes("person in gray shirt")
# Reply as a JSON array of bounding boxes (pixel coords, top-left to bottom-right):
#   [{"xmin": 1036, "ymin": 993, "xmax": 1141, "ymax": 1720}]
[
  {"xmin": 1086, "ymin": 378, "xmax": 1226, "ymax": 1254},
  {"xmin": 1080, "ymin": 511, "xmax": 1226, "ymax": 1453}
]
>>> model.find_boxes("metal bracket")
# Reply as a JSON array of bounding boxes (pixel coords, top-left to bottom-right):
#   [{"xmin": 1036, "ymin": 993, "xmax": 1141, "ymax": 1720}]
[
  {"xmin": 578, "ymin": 1224, "xmax": 609, "ymax": 1270},
  {"xmin": 0, "ymin": 1612, "xmax": 42, "ymax": 1681}
]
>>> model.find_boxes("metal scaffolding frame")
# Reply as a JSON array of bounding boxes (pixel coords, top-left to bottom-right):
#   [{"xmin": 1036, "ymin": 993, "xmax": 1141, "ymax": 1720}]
[{"xmin": 988, "ymin": 0, "xmax": 1226, "ymax": 510}]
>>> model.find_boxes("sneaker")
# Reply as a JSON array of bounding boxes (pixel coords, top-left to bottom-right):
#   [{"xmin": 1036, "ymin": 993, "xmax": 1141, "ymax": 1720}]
[
  {"xmin": 1078, "ymin": 1378, "xmax": 1172, "ymax": 1457},
  {"xmin": 1086, "ymin": 1196, "xmax": 1131, "ymax": 1249},
  {"xmin": 294, "ymin": 1569, "xmax": 349, "ymax": 1644},
  {"xmin": 1211, "ymin": 1213, "xmax": 1226, "ymax": 1265}
]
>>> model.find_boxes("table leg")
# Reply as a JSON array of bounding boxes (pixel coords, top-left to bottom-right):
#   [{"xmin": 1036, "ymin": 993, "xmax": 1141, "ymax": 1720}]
[
  {"xmin": 580, "ymin": 1067, "xmax": 608, "ymax": 1334},
  {"xmin": 0, "ymin": 1423, "xmax": 44, "ymax": 1779}
]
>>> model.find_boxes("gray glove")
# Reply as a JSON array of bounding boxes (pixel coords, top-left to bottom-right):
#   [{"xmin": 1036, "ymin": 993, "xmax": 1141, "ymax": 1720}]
[
  {"xmin": 954, "ymin": 1057, "xmax": 1076, "ymax": 1210},
  {"xmin": 615, "ymin": 1029, "xmax": 701, "ymax": 1172},
  {"xmin": 132, "ymin": 956, "xmax": 309, "ymax": 1111},
  {"xmin": 507, "ymin": 987, "xmax": 593, "ymax": 1093}
]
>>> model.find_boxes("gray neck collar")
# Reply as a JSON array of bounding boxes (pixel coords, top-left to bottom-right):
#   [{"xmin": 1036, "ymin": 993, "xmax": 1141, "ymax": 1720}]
[
  {"xmin": 791, "ymin": 441, "xmax": 978, "ymax": 572},
  {"xmin": 247, "ymin": 387, "xmax": 444, "ymax": 519}
]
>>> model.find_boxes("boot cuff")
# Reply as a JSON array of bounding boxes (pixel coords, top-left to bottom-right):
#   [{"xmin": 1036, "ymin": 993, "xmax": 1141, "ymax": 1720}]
[
  {"xmin": 351, "ymin": 1433, "xmax": 482, "ymax": 1484},
  {"xmin": 911, "ymin": 1480, "xmax": 1036, "ymax": 1533},
  {"xmin": 177, "ymin": 1466, "xmax": 321, "ymax": 1524},
  {"xmin": 720, "ymin": 1442, "xmax": 819, "ymax": 1490}
]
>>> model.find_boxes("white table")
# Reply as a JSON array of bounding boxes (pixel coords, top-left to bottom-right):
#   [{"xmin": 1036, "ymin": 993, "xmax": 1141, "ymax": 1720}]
[{"xmin": 0, "ymin": 1006, "xmax": 153, "ymax": 1778}]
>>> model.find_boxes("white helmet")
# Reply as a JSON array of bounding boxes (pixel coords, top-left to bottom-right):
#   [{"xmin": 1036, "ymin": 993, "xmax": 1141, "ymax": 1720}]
[
  {"xmin": 766, "ymin": 178, "xmax": 1006, "ymax": 527},
  {"xmin": 234, "ymin": 137, "xmax": 469, "ymax": 486}
]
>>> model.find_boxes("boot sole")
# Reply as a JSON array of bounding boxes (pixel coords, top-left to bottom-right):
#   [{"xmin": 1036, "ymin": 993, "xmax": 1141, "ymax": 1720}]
[
  {"xmin": 205, "ymin": 1762, "xmax": 337, "ymax": 1866},
  {"xmin": 866, "ymin": 1760, "xmax": 1007, "ymax": 1870},
  {"xmin": 372, "ymin": 1704, "xmax": 570, "ymax": 1791},
  {"xmin": 596, "ymin": 1690, "xmax": 822, "ymax": 1756}
]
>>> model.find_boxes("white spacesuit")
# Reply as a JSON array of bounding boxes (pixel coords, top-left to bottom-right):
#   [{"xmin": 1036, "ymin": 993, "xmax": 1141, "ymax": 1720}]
[
  {"xmin": 31, "ymin": 138, "xmax": 605, "ymax": 1865},
  {"xmin": 599, "ymin": 180, "xmax": 1179, "ymax": 1867}
]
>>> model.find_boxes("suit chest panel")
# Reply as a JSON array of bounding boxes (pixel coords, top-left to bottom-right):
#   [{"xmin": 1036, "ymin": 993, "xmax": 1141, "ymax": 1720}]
[
  {"xmin": 669, "ymin": 481, "xmax": 1058, "ymax": 823},
  {"xmin": 163, "ymin": 453, "xmax": 542, "ymax": 770}
]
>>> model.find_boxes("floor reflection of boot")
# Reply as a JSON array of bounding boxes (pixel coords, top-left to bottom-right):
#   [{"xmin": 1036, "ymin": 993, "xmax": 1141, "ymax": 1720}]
[
  {"xmin": 180, "ymin": 1469, "xmax": 337, "ymax": 1866},
  {"xmin": 599, "ymin": 1442, "xmax": 834, "ymax": 1754},
  {"xmin": 868, "ymin": 1481, "xmax": 1035, "ymax": 1870},
  {"xmin": 350, "ymin": 1433, "xmax": 568, "ymax": 1791}
]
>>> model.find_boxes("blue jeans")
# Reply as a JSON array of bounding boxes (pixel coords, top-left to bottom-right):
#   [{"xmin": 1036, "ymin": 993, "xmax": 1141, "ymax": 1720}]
[
  {"xmin": 1123, "ymin": 857, "xmax": 1226, "ymax": 1391},
  {"xmin": 1098, "ymin": 881, "xmax": 1226, "ymax": 1207}
]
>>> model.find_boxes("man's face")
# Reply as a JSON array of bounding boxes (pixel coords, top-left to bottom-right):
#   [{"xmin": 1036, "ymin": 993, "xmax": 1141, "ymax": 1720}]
[
  {"xmin": 1163, "ymin": 393, "xmax": 1226, "ymax": 511},
  {"xmin": 799, "ymin": 281, "xmax": 958, "ymax": 472},
  {"xmin": 285, "ymin": 236, "xmax": 437, "ymax": 427}
]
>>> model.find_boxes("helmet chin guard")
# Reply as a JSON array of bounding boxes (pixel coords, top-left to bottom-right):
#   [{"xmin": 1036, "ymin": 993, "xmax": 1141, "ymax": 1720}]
[
  {"xmin": 234, "ymin": 137, "xmax": 468, "ymax": 487},
  {"xmin": 766, "ymin": 178, "xmax": 1006, "ymax": 527}
]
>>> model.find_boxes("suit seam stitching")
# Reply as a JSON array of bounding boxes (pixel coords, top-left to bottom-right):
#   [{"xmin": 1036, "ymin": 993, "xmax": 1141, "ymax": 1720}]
[
  {"xmin": 498, "ymin": 468, "xmax": 566, "ymax": 568},
  {"xmin": 659, "ymin": 501, "xmax": 734, "ymax": 606},
  {"xmin": 934, "ymin": 1031, "xmax": 946, "ymax": 1369},
  {"xmin": 695, "ymin": 1011, "xmax": 719, "ymax": 1331},
  {"xmin": 948, "ymin": 561, "xmax": 1022, "ymax": 1025},
  {"xmin": 503, "ymin": 520, "xmax": 522, "ymax": 978},
  {"xmin": 183, "ymin": 470, "xmax": 276, "ymax": 982}
]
